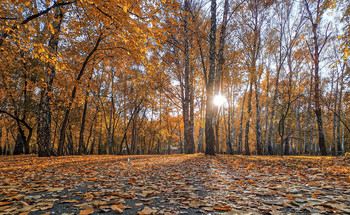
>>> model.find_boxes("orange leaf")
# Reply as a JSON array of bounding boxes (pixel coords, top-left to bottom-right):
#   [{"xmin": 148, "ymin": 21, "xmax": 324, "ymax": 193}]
[
  {"xmin": 311, "ymin": 194, "xmax": 319, "ymax": 198},
  {"xmin": 138, "ymin": 206, "xmax": 157, "ymax": 215},
  {"xmin": 0, "ymin": 202, "xmax": 11, "ymax": 206},
  {"xmin": 111, "ymin": 203, "xmax": 124, "ymax": 213},
  {"xmin": 213, "ymin": 205, "xmax": 232, "ymax": 211},
  {"xmin": 247, "ymin": 179, "xmax": 255, "ymax": 184},
  {"xmin": 128, "ymin": 178, "xmax": 136, "ymax": 184},
  {"xmin": 246, "ymin": 163, "xmax": 254, "ymax": 170},
  {"xmin": 286, "ymin": 194, "xmax": 295, "ymax": 200},
  {"xmin": 79, "ymin": 207, "xmax": 94, "ymax": 215},
  {"xmin": 123, "ymin": 6, "xmax": 128, "ymax": 13}
]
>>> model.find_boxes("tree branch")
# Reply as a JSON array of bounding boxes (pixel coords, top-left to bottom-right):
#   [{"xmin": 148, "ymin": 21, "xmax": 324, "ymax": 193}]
[
  {"xmin": 0, "ymin": 110, "xmax": 32, "ymax": 131},
  {"xmin": 0, "ymin": 1, "xmax": 75, "ymax": 47}
]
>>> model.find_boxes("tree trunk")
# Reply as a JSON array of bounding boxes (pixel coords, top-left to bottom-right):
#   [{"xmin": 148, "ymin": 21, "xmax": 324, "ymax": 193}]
[
  {"xmin": 183, "ymin": 0, "xmax": 195, "ymax": 154},
  {"xmin": 78, "ymin": 94, "xmax": 88, "ymax": 155},
  {"xmin": 205, "ymin": 0, "xmax": 217, "ymax": 156},
  {"xmin": 304, "ymin": 0, "xmax": 329, "ymax": 155},
  {"xmin": 198, "ymin": 126, "xmax": 204, "ymax": 153},
  {"xmin": 179, "ymin": 129, "xmax": 183, "ymax": 154},
  {"xmin": 226, "ymin": 103, "xmax": 234, "ymax": 155},
  {"xmin": 244, "ymin": 81, "xmax": 253, "ymax": 155},
  {"xmin": 264, "ymin": 68, "xmax": 270, "ymax": 155},
  {"xmin": 337, "ymin": 65, "xmax": 344, "ymax": 155},
  {"xmin": 255, "ymin": 77, "xmax": 262, "ymax": 155},
  {"xmin": 296, "ymin": 105, "xmax": 302, "ymax": 155},
  {"xmin": 13, "ymin": 133, "xmax": 24, "ymax": 155},
  {"xmin": 89, "ymin": 134, "xmax": 96, "ymax": 155},
  {"xmin": 215, "ymin": 117, "xmax": 220, "ymax": 153},
  {"xmin": 0, "ymin": 129, "xmax": 2, "ymax": 155},
  {"xmin": 238, "ymin": 93, "xmax": 246, "ymax": 154}
]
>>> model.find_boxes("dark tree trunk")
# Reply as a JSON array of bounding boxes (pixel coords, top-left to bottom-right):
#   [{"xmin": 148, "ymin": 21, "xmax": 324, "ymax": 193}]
[
  {"xmin": 197, "ymin": 126, "xmax": 204, "ymax": 153},
  {"xmin": 264, "ymin": 67, "xmax": 270, "ymax": 155},
  {"xmin": 0, "ymin": 129, "xmax": 2, "ymax": 155},
  {"xmin": 255, "ymin": 77, "xmax": 262, "ymax": 155},
  {"xmin": 89, "ymin": 134, "xmax": 96, "ymax": 155},
  {"xmin": 205, "ymin": 0, "xmax": 217, "ymax": 156},
  {"xmin": 86, "ymin": 109, "xmax": 98, "ymax": 154},
  {"xmin": 226, "ymin": 104, "xmax": 234, "ymax": 155},
  {"xmin": 337, "ymin": 66, "xmax": 344, "ymax": 155},
  {"xmin": 179, "ymin": 130, "xmax": 183, "ymax": 154},
  {"xmin": 238, "ymin": 93, "xmax": 246, "ymax": 154},
  {"xmin": 332, "ymin": 76, "xmax": 337, "ymax": 156},
  {"xmin": 14, "ymin": 133, "xmax": 24, "ymax": 155},
  {"xmin": 244, "ymin": 81, "xmax": 253, "ymax": 155},
  {"xmin": 78, "ymin": 94, "xmax": 89, "ymax": 155}
]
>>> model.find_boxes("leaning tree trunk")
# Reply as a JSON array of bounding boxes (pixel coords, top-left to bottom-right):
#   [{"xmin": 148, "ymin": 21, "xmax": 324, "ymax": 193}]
[{"xmin": 57, "ymin": 35, "xmax": 102, "ymax": 155}]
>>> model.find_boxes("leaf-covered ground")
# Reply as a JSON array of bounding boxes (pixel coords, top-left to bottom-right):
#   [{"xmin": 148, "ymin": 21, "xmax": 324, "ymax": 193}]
[{"xmin": 0, "ymin": 154, "xmax": 349, "ymax": 215}]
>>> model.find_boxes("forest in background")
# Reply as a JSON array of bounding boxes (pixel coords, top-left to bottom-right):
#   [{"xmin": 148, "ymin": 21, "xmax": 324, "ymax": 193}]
[{"xmin": 0, "ymin": 0, "xmax": 350, "ymax": 157}]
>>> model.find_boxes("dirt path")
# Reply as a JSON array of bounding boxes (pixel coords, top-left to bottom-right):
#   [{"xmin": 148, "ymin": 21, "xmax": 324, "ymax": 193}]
[{"xmin": 0, "ymin": 154, "xmax": 349, "ymax": 214}]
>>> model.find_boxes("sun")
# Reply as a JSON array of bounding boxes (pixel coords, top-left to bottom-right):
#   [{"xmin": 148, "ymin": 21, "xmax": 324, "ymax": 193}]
[{"xmin": 213, "ymin": 94, "xmax": 226, "ymax": 107}]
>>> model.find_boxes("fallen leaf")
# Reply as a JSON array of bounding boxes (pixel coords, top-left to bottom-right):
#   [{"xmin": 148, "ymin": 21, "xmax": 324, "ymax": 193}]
[
  {"xmin": 10, "ymin": 194, "xmax": 26, "ymax": 201},
  {"xmin": 92, "ymin": 200, "xmax": 107, "ymax": 207},
  {"xmin": 0, "ymin": 202, "xmax": 11, "ymax": 206},
  {"xmin": 139, "ymin": 190, "xmax": 155, "ymax": 197},
  {"xmin": 111, "ymin": 203, "xmax": 124, "ymax": 213},
  {"xmin": 128, "ymin": 178, "xmax": 136, "ymax": 184},
  {"xmin": 47, "ymin": 188, "xmax": 64, "ymax": 192},
  {"xmin": 213, "ymin": 205, "xmax": 232, "ymax": 211},
  {"xmin": 38, "ymin": 204, "xmax": 53, "ymax": 210},
  {"xmin": 61, "ymin": 199, "xmax": 80, "ymax": 203},
  {"xmin": 17, "ymin": 206, "xmax": 33, "ymax": 213},
  {"xmin": 79, "ymin": 207, "xmax": 94, "ymax": 215},
  {"xmin": 138, "ymin": 206, "xmax": 157, "ymax": 215}
]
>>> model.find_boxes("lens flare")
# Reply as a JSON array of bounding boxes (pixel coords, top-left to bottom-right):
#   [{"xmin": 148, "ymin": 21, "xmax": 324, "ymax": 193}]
[{"xmin": 213, "ymin": 94, "xmax": 226, "ymax": 106}]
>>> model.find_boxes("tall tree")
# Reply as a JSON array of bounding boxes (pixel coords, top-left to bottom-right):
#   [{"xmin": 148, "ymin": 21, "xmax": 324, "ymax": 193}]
[
  {"xmin": 37, "ymin": 5, "xmax": 64, "ymax": 157},
  {"xmin": 303, "ymin": 0, "xmax": 334, "ymax": 155},
  {"xmin": 205, "ymin": 0, "xmax": 217, "ymax": 155},
  {"xmin": 183, "ymin": 0, "xmax": 195, "ymax": 154}
]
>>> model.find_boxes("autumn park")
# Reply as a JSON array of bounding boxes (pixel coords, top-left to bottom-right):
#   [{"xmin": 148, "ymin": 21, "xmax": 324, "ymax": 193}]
[{"xmin": 1, "ymin": 0, "xmax": 350, "ymax": 214}]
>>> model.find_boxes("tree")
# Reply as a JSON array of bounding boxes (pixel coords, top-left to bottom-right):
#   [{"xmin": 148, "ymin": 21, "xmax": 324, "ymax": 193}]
[
  {"xmin": 182, "ymin": 0, "xmax": 195, "ymax": 154},
  {"xmin": 205, "ymin": 0, "xmax": 217, "ymax": 155},
  {"xmin": 37, "ymin": 5, "xmax": 64, "ymax": 157},
  {"xmin": 303, "ymin": 0, "xmax": 334, "ymax": 156}
]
